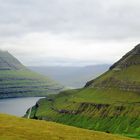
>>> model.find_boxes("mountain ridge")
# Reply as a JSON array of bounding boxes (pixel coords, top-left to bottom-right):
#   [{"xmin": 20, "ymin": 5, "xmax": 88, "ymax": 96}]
[
  {"xmin": 85, "ymin": 44, "xmax": 140, "ymax": 93},
  {"xmin": 110, "ymin": 44, "xmax": 140, "ymax": 70},
  {"xmin": 0, "ymin": 51, "xmax": 25, "ymax": 70}
]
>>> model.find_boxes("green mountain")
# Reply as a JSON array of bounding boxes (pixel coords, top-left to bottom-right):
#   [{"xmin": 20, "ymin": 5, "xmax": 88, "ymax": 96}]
[
  {"xmin": 26, "ymin": 44, "xmax": 140, "ymax": 139},
  {"xmin": 0, "ymin": 51, "xmax": 64, "ymax": 98}
]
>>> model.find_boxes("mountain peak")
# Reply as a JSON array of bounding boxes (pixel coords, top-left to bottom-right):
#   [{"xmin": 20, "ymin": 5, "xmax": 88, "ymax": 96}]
[
  {"xmin": 0, "ymin": 50, "xmax": 25, "ymax": 70},
  {"xmin": 110, "ymin": 44, "xmax": 140, "ymax": 70},
  {"xmin": 134, "ymin": 43, "xmax": 140, "ymax": 53}
]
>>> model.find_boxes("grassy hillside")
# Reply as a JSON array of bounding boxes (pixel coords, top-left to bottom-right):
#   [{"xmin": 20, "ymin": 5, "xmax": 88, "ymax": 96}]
[
  {"xmin": 26, "ymin": 44, "xmax": 140, "ymax": 139},
  {"xmin": 0, "ymin": 114, "xmax": 134, "ymax": 140},
  {"xmin": 0, "ymin": 51, "xmax": 64, "ymax": 98}
]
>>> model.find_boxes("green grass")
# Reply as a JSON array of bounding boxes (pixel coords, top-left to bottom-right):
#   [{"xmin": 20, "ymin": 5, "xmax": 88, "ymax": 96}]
[
  {"xmin": 88, "ymin": 65, "xmax": 140, "ymax": 87},
  {"xmin": 0, "ymin": 69, "xmax": 63, "ymax": 98},
  {"xmin": 0, "ymin": 114, "xmax": 134, "ymax": 140},
  {"xmin": 27, "ymin": 63, "xmax": 140, "ymax": 139},
  {"xmin": 25, "ymin": 88, "xmax": 140, "ymax": 139}
]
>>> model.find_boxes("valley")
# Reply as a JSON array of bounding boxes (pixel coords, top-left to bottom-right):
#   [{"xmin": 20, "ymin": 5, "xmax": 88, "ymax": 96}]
[{"xmin": 1, "ymin": 1, "xmax": 140, "ymax": 139}]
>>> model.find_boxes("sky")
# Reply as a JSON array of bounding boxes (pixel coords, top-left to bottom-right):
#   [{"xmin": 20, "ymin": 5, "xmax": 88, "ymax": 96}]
[{"xmin": 0, "ymin": 0, "xmax": 140, "ymax": 66}]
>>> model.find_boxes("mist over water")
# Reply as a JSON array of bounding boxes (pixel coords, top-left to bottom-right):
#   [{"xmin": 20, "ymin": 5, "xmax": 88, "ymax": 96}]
[{"xmin": 0, "ymin": 97, "xmax": 43, "ymax": 116}]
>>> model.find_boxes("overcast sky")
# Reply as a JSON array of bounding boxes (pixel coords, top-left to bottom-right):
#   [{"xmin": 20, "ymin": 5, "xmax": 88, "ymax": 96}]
[{"xmin": 0, "ymin": 0, "xmax": 140, "ymax": 66}]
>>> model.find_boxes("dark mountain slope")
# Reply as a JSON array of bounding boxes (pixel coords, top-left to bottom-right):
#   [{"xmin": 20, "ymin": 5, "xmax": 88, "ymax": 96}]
[{"xmin": 0, "ymin": 51, "xmax": 64, "ymax": 98}]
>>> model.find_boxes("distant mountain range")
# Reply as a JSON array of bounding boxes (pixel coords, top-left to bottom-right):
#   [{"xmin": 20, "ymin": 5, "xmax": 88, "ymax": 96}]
[
  {"xmin": 29, "ymin": 65, "xmax": 110, "ymax": 88},
  {"xmin": 0, "ymin": 51, "xmax": 63, "ymax": 98},
  {"xmin": 27, "ymin": 44, "xmax": 140, "ymax": 139}
]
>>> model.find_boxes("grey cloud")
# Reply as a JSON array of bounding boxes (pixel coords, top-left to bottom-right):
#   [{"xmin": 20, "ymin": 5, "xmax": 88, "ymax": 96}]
[
  {"xmin": 0, "ymin": 0, "xmax": 140, "ymax": 40},
  {"xmin": 18, "ymin": 56, "xmax": 108, "ymax": 66}
]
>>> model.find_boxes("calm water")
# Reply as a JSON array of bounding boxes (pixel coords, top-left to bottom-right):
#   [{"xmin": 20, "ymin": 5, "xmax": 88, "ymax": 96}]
[{"xmin": 0, "ymin": 97, "xmax": 44, "ymax": 116}]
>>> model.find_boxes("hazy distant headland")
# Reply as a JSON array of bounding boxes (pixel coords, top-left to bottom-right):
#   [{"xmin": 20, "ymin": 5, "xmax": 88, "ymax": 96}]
[{"xmin": 29, "ymin": 64, "xmax": 110, "ymax": 88}]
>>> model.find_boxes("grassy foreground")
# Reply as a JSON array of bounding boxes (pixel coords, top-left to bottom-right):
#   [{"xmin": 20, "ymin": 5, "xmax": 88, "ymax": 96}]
[{"xmin": 0, "ymin": 114, "xmax": 134, "ymax": 140}]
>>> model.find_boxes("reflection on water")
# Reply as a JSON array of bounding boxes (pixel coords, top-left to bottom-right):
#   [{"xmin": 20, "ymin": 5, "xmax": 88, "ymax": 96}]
[{"xmin": 0, "ymin": 97, "xmax": 44, "ymax": 116}]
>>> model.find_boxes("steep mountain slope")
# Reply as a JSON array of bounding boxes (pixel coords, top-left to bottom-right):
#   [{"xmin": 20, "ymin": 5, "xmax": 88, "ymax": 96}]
[
  {"xmin": 85, "ymin": 43, "xmax": 140, "ymax": 91},
  {"xmin": 26, "ymin": 44, "xmax": 140, "ymax": 139},
  {"xmin": 0, "ymin": 114, "xmax": 134, "ymax": 140},
  {"xmin": 29, "ymin": 65, "xmax": 109, "ymax": 88},
  {"xmin": 0, "ymin": 51, "xmax": 63, "ymax": 98}
]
